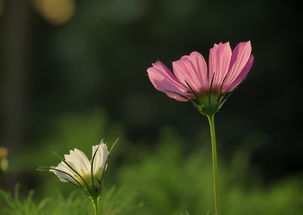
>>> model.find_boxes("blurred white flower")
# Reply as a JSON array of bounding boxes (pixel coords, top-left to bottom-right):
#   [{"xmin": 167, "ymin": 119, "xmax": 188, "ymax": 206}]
[
  {"xmin": 50, "ymin": 140, "xmax": 109, "ymax": 194},
  {"xmin": 38, "ymin": 139, "xmax": 117, "ymax": 215}
]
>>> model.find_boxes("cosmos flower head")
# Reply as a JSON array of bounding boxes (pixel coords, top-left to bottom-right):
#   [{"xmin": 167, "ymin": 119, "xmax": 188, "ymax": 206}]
[
  {"xmin": 147, "ymin": 41, "xmax": 254, "ymax": 115},
  {"xmin": 39, "ymin": 140, "xmax": 116, "ymax": 199}
]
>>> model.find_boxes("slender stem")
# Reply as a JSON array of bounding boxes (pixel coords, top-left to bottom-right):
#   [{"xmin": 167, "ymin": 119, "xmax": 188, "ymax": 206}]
[
  {"xmin": 207, "ymin": 114, "xmax": 220, "ymax": 215},
  {"xmin": 91, "ymin": 196, "xmax": 100, "ymax": 215}
]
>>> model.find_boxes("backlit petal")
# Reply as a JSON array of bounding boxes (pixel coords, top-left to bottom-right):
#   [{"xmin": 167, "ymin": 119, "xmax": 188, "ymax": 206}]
[
  {"xmin": 64, "ymin": 148, "xmax": 91, "ymax": 177},
  {"xmin": 147, "ymin": 61, "xmax": 189, "ymax": 101},
  {"xmin": 91, "ymin": 140, "xmax": 108, "ymax": 179},
  {"xmin": 224, "ymin": 55, "xmax": 254, "ymax": 92},
  {"xmin": 50, "ymin": 161, "xmax": 76, "ymax": 183},
  {"xmin": 173, "ymin": 51, "xmax": 208, "ymax": 93},
  {"xmin": 187, "ymin": 51, "xmax": 209, "ymax": 91},
  {"xmin": 209, "ymin": 42, "xmax": 232, "ymax": 89},
  {"xmin": 224, "ymin": 41, "xmax": 252, "ymax": 86}
]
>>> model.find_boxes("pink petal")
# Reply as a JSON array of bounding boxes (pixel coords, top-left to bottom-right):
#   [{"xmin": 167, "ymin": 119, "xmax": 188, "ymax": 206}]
[
  {"xmin": 208, "ymin": 42, "xmax": 232, "ymax": 90},
  {"xmin": 224, "ymin": 55, "xmax": 254, "ymax": 92},
  {"xmin": 173, "ymin": 58, "xmax": 201, "ymax": 93},
  {"xmin": 147, "ymin": 61, "xmax": 189, "ymax": 101},
  {"xmin": 224, "ymin": 41, "xmax": 252, "ymax": 86},
  {"xmin": 183, "ymin": 51, "xmax": 209, "ymax": 91},
  {"xmin": 173, "ymin": 52, "xmax": 208, "ymax": 93}
]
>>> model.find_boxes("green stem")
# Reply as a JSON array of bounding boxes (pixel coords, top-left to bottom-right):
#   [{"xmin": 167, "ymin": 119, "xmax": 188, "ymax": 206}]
[
  {"xmin": 91, "ymin": 196, "xmax": 100, "ymax": 215},
  {"xmin": 207, "ymin": 114, "xmax": 220, "ymax": 215}
]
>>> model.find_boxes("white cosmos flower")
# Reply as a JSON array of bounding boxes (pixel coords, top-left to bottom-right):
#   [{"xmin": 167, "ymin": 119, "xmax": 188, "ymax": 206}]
[{"xmin": 50, "ymin": 141, "xmax": 108, "ymax": 190}]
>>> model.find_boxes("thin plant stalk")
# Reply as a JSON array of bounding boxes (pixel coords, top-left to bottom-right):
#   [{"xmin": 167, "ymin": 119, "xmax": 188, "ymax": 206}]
[
  {"xmin": 207, "ymin": 114, "xmax": 220, "ymax": 215},
  {"xmin": 91, "ymin": 196, "xmax": 100, "ymax": 215}
]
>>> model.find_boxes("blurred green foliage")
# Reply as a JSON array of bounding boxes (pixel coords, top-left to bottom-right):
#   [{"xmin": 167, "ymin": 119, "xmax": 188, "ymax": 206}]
[
  {"xmin": 1, "ymin": 111, "xmax": 303, "ymax": 214},
  {"xmin": 0, "ymin": 186, "xmax": 137, "ymax": 215},
  {"xmin": 117, "ymin": 129, "xmax": 303, "ymax": 215}
]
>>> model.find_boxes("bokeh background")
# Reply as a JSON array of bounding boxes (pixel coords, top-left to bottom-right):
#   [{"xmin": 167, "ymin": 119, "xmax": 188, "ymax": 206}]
[{"xmin": 0, "ymin": 0, "xmax": 302, "ymax": 214}]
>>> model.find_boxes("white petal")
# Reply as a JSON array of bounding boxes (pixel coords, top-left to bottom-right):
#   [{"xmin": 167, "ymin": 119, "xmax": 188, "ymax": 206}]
[
  {"xmin": 50, "ymin": 161, "xmax": 76, "ymax": 183},
  {"xmin": 91, "ymin": 141, "xmax": 108, "ymax": 176},
  {"xmin": 64, "ymin": 148, "xmax": 91, "ymax": 177}
]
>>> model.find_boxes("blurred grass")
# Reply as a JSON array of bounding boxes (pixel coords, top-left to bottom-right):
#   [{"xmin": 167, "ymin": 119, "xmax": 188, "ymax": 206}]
[
  {"xmin": 0, "ymin": 186, "xmax": 137, "ymax": 215},
  {"xmin": 116, "ymin": 129, "xmax": 303, "ymax": 215},
  {"xmin": 1, "ymin": 110, "xmax": 303, "ymax": 214}
]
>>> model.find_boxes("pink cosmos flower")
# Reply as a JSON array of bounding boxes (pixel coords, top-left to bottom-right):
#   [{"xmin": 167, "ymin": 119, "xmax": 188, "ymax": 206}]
[{"xmin": 147, "ymin": 41, "xmax": 254, "ymax": 114}]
